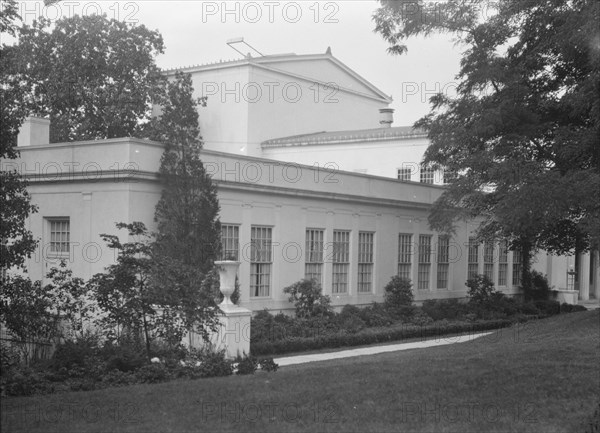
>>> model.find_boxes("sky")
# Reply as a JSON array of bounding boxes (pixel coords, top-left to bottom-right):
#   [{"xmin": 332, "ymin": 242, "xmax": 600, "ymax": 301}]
[{"xmin": 15, "ymin": 0, "xmax": 465, "ymax": 126}]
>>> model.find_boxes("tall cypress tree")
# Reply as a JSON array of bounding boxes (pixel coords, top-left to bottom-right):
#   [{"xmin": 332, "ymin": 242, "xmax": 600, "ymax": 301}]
[{"xmin": 146, "ymin": 72, "xmax": 221, "ymax": 315}]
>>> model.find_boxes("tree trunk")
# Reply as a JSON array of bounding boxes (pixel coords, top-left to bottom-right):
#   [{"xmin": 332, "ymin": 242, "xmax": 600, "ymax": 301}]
[
  {"xmin": 142, "ymin": 313, "xmax": 151, "ymax": 361},
  {"xmin": 521, "ymin": 237, "xmax": 533, "ymax": 300}
]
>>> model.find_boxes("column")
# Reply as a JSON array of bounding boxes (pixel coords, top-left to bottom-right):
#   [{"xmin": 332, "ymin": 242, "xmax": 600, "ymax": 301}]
[{"xmin": 579, "ymin": 252, "xmax": 590, "ymax": 301}]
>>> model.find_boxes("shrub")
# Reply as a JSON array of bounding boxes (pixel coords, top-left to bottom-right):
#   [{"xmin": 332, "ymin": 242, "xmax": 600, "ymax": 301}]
[
  {"xmin": 338, "ymin": 305, "xmax": 367, "ymax": 333},
  {"xmin": 526, "ymin": 271, "xmax": 556, "ymax": 301},
  {"xmin": 51, "ymin": 334, "xmax": 100, "ymax": 371},
  {"xmin": 560, "ymin": 303, "xmax": 587, "ymax": 313},
  {"xmin": 339, "ymin": 304, "xmax": 361, "ymax": 319},
  {"xmin": 101, "ymin": 343, "xmax": 147, "ymax": 373},
  {"xmin": 251, "ymin": 310, "xmax": 343, "ymax": 345},
  {"xmin": 359, "ymin": 303, "xmax": 394, "ymax": 327},
  {"xmin": 408, "ymin": 309, "xmax": 434, "ymax": 326},
  {"xmin": 135, "ymin": 363, "xmax": 170, "ymax": 383},
  {"xmin": 283, "ymin": 279, "xmax": 333, "ymax": 319},
  {"xmin": 339, "ymin": 314, "xmax": 367, "ymax": 334},
  {"xmin": 259, "ymin": 358, "xmax": 278, "ymax": 372},
  {"xmin": 1, "ymin": 367, "xmax": 55, "ymax": 396},
  {"xmin": 518, "ymin": 301, "xmax": 541, "ymax": 315},
  {"xmin": 1, "ymin": 342, "xmax": 22, "ymax": 373},
  {"xmin": 66, "ymin": 377, "xmax": 98, "ymax": 392},
  {"xmin": 196, "ymin": 348, "xmax": 233, "ymax": 377},
  {"xmin": 534, "ymin": 300, "xmax": 561, "ymax": 316},
  {"xmin": 490, "ymin": 293, "xmax": 519, "ymax": 316},
  {"xmin": 101, "ymin": 369, "xmax": 137, "ymax": 387},
  {"xmin": 235, "ymin": 354, "xmax": 258, "ymax": 375},
  {"xmin": 251, "ymin": 319, "xmax": 514, "ymax": 356},
  {"xmin": 466, "ymin": 275, "xmax": 496, "ymax": 305},
  {"xmin": 384, "ymin": 276, "xmax": 414, "ymax": 317},
  {"xmin": 422, "ymin": 299, "xmax": 468, "ymax": 321}
]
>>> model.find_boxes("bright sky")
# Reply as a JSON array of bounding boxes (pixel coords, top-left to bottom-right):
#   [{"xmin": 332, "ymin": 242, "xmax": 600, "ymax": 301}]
[{"xmin": 15, "ymin": 0, "xmax": 464, "ymax": 126}]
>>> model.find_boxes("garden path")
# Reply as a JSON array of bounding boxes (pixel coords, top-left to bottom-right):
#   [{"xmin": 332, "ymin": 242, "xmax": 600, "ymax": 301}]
[{"xmin": 274, "ymin": 331, "xmax": 494, "ymax": 367}]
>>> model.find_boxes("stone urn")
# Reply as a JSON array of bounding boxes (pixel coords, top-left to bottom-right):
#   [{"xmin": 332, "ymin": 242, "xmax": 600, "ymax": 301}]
[{"xmin": 214, "ymin": 260, "xmax": 241, "ymax": 306}]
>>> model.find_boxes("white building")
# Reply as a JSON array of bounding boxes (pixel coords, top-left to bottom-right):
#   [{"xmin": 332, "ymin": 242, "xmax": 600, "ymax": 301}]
[{"xmin": 8, "ymin": 49, "xmax": 598, "ymax": 311}]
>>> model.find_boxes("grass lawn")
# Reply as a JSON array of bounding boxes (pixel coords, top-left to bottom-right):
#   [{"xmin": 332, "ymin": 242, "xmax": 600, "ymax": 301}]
[{"xmin": 2, "ymin": 310, "xmax": 598, "ymax": 433}]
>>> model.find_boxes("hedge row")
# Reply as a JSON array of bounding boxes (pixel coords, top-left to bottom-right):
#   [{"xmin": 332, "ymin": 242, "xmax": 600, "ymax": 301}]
[{"xmin": 251, "ymin": 318, "xmax": 516, "ymax": 356}]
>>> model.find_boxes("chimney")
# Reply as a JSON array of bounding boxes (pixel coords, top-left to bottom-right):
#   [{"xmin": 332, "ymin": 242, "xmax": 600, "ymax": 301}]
[
  {"xmin": 17, "ymin": 116, "xmax": 50, "ymax": 147},
  {"xmin": 379, "ymin": 108, "xmax": 394, "ymax": 128}
]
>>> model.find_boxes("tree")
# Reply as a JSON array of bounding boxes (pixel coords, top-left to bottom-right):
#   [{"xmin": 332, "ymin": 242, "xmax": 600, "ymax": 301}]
[
  {"xmin": 146, "ymin": 72, "xmax": 220, "ymax": 274},
  {"xmin": 11, "ymin": 14, "xmax": 165, "ymax": 142},
  {"xmin": 0, "ymin": 0, "xmax": 38, "ymax": 270},
  {"xmin": 89, "ymin": 223, "xmax": 220, "ymax": 360},
  {"xmin": 0, "ymin": 261, "xmax": 91, "ymax": 363},
  {"xmin": 144, "ymin": 72, "xmax": 223, "ymax": 310},
  {"xmin": 374, "ymin": 0, "xmax": 600, "ymax": 289},
  {"xmin": 90, "ymin": 222, "xmax": 164, "ymax": 359}
]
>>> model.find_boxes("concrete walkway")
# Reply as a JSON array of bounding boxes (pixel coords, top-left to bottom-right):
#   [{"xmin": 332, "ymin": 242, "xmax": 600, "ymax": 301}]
[{"xmin": 275, "ymin": 331, "xmax": 494, "ymax": 367}]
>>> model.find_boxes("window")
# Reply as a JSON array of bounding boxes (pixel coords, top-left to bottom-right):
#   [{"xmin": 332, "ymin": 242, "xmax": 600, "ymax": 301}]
[
  {"xmin": 357, "ymin": 232, "xmax": 374, "ymax": 293},
  {"xmin": 332, "ymin": 230, "xmax": 350, "ymax": 294},
  {"xmin": 467, "ymin": 237, "xmax": 479, "ymax": 278},
  {"xmin": 49, "ymin": 218, "xmax": 70, "ymax": 254},
  {"xmin": 498, "ymin": 241, "xmax": 508, "ymax": 286},
  {"xmin": 220, "ymin": 225, "xmax": 239, "ymax": 260},
  {"xmin": 397, "ymin": 167, "xmax": 411, "ymax": 181},
  {"xmin": 484, "ymin": 242, "xmax": 495, "ymax": 280},
  {"xmin": 442, "ymin": 169, "xmax": 456, "ymax": 185},
  {"xmin": 250, "ymin": 226, "xmax": 272, "ymax": 297},
  {"xmin": 420, "ymin": 164, "xmax": 434, "ymax": 184},
  {"xmin": 512, "ymin": 249, "xmax": 522, "ymax": 286},
  {"xmin": 305, "ymin": 229, "xmax": 324, "ymax": 285},
  {"xmin": 417, "ymin": 235, "xmax": 432, "ymax": 289},
  {"xmin": 398, "ymin": 234, "xmax": 412, "ymax": 280},
  {"xmin": 436, "ymin": 236, "xmax": 450, "ymax": 289}
]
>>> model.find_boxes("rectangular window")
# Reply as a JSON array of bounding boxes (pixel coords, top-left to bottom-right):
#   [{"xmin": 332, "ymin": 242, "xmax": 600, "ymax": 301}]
[
  {"xmin": 357, "ymin": 232, "xmax": 374, "ymax": 293},
  {"xmin": 332, "ymin": 230, "xmax": 350, "ymax": 294},
  {"xmin": 418, "ymin": 235, "xmax": 432, "ymax": 290},
  {"xmin": 498, "ymin": 241, "xmax": 508, "ymax": 286},
  {"xmin": 420, "ymin": 164, "xmax": 435, "ymax": 184},
  {"xmin": 443, "ymin": 169, "xmax": 456, "ymax": 185},
  {"xmin": 250, "ymin": 226, "xmax": 272, "ymax": 297},
  {"xmin": 49, "ymin": 218, "xmax": 70, "ymax": 254},
  {"xmin": 512, "ymin": 249, "xmax": 522, "ymax": 286},
  {"xmin": 436, "ymin": 236, "xmax": 450, "ymax": 289},
  {"xmin": 397, "ymin": 167, "xmax": 411, "ymax": 181},
  {"xmin": 305, "ymin": 229, "xmax": 324, "ymax": 285},
  {"xmin": 467, "ymin": 237, "xmax": 479, "ymax": 278},
  {"xmin": 398, "ymin": 234, "xmax": 412, "ymax": 280},
  {"xmin": 483, "ymin": 242, "xmax": 495, "ymax": 281},
  {"xmin": 220, "ymin": 225, "xmax": 239, "ymax": 260}
]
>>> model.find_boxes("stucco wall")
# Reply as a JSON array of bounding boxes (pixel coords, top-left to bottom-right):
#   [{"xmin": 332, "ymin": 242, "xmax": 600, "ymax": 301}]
[
  {"xmin": 178, "ymin": 56, "xmax": 390, "ymax": 158},
  {"xmin": 262, "ymin": 135, "xmax": 437, "ymax": 180},
  {"xmin": 9, "ymin": 138, "xmax": 557, "ymax": 312}
]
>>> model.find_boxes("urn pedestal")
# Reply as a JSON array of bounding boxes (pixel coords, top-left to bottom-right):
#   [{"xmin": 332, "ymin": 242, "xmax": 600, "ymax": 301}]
[{"xmin": 211, "ymin": 261, "xmax": 251, "ymax": 359}]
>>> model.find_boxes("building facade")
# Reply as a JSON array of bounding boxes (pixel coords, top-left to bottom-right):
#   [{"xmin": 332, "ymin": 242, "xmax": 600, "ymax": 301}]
[{"xmin": 7, "ymin": 49, "xmax": 599, "ymax": 311}]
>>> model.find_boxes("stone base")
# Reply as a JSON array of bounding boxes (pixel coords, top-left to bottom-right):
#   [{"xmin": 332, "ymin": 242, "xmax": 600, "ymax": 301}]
[
  {"xmin": 556, "ymin": 289, "xmax": 579, "ymax": 305},
  {"xmin": 212, "ymin": 304, "xmax": 252, "ymax": 359},
  {"xmin": 185, "ymin": 304, "xmax": 252, "ymax": 359}
]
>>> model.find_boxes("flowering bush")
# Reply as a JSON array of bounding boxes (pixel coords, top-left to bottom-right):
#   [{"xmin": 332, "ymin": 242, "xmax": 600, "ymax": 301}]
[{"xmin": 283, "ymin": 279, "xmax": 333, "ymax": 319}]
